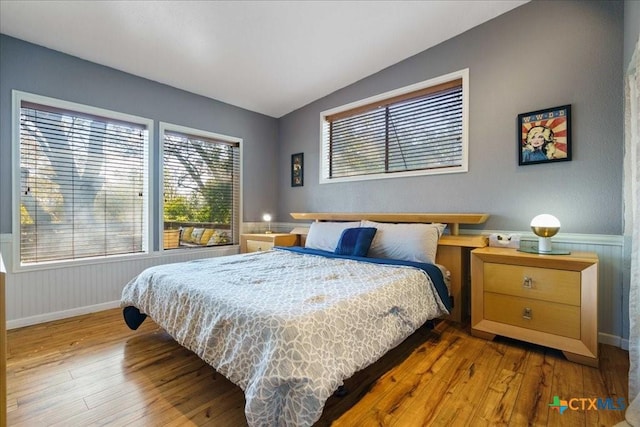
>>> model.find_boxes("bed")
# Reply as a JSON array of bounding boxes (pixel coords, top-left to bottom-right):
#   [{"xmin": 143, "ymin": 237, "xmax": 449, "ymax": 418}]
[{"xmin": 121, "ymin": 213, "xmax": 488, "ymax": 426}]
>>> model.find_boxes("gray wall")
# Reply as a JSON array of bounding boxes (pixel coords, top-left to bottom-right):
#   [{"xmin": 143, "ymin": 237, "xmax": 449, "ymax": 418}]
[
  {"xmin": 277, "ymin": 0, "xmax": 624, "ymax": 235},
  {"xmin": 0, "ymin": 35, "xmax": 280, "ymax": 243}
]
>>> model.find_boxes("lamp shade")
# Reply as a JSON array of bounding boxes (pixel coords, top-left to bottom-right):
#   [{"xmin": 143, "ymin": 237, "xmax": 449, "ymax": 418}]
[
  {"xmin": 530, "ymin": 214, "xmax": 560, "ymax": 237},
  {"xmin": 530, "ymin": 214, "xmax": 560, "ymax": 253}
]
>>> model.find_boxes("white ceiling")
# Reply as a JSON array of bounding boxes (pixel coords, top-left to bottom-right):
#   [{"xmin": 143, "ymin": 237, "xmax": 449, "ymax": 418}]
[{"xmin": 0, "ymin": 0, "xmax": 528, "ymax": 118}]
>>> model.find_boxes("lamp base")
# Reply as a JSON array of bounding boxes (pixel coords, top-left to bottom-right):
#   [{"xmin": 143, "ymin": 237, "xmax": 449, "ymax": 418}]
[
  {"xmin": 538, "ymin": 236, "xmax": 552, "ymax": 253},
  {"xmin": 518, "ymin": 247, "xmax": 571, "ymax": 255}
]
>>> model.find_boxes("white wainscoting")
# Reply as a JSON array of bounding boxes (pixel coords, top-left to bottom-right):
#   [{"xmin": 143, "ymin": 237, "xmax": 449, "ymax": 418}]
[
  {"xmin": 0, "ymin": 233, "xmax": 239, "ymax": 329},
  {"xmin": 0, "ymin": 229, "xmax": 630, "ymax": 350}
]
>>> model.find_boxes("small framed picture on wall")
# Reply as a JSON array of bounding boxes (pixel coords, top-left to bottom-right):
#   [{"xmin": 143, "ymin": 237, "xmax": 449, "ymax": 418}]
[
  {"xmin": 518, "ymin": 105, "xmax": 572, "ymax": 166},
  {"xmin": 291, "ymin": 153, "xmax": 303, "ymax": 187}
]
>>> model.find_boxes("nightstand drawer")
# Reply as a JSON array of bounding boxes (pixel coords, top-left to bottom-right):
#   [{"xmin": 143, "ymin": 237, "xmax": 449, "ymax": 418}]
[
  {"xmin": 246, "ymin": 240, "xmax": 274, "ymax": 252},
  {"xmin": 484, "ymin": 262, "xmax": 580, "ymax": 306},
  {"xmin": 484, "ymin": 292, "xmax": 580, "ymax": 339}
]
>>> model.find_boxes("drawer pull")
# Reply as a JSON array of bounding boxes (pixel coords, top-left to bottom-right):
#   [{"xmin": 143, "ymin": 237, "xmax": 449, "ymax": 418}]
[
  {"xmin": 522, "ymin": 307, "xmax": 532, "ymax": 320},
  {"xmin": 523, "ymin": 276, "xmax": 533, "ymax": 289}
]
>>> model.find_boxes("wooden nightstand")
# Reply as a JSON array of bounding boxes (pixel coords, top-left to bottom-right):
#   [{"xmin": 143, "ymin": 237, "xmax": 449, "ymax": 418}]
[
  {"xmin": 240, "ymin": 233, "xmax": 298, "ymax": 253},
  {"xmin": 471, "ymin": 247, "xmax": 599, "ymax": 367}
]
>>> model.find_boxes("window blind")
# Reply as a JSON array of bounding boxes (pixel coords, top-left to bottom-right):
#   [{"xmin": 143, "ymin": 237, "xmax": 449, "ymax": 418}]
[
  {"xmin": 324, "ymin": 80, "xmax": 463, "ymax": 180},
  {"xmin": 162, "ymin": 129, "xmax": 240, "ymax": 247},
  {"xmin": 19, "ymin": 102, "xmax": 148, "ymax": 264}
]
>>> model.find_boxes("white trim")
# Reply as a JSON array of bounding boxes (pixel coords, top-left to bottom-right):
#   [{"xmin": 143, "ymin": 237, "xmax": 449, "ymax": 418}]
[
  {"xmin": 464, "ymin": 229, "xmax": 624, "ymax": 246},
  {"xmin": 158, "ymin": 121, "xmax": 243, "ymax": 251},
  {"xmin": 147, "ymin": 118, "xmax": 155, "ymax": 256},
  {"xmin": 280, "ymin": 223, "xmax": 625, "ymax": 247},
  {"xmin": 278, "ymin": 222, "xmax": 309, "ymax": 233},
  {"xmin": 525, "ymin": 233, "xmax": 624, "ymax": 246},
  {"xmin": 6, "ymin": 300, "xmax": 121, "ymax": 330},
  {"xmin": 319, "ymin": 163, "xmax": 468, "ymax": 184},
  {"xmin": 598, "ymin": 332, "xmax": 625, "ymax": 348},
  {"xmin": 159, "ymin": 122, "xmax": 243, "ymax": 145},
  {"xmin": 2, "ymin": 230, "xmax": 239, "ymax": 274},
  {"xmin": 9, "ymin": 243, "xmax": 239, "ymax": 274},
  {"xmin": 242, "ymin": 221, "xmax": 293, "ymax": 234},
  {"xmin": 11, "ymin": 90, "xmax": 155, "ymax": 272},
  {"xmin": 319, "ymin": 68, "xmax": 469, "ymax": 184}
]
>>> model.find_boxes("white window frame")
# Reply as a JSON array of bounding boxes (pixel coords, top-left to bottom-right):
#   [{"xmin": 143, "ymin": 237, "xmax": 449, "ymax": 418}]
[
  {"xmin": 11, "ymin": 90, "xmax": 154, "ymax": 271},
  {"xmin": 159, "ymin": 122, "xmax": 243, "ymax": 251},
  {"xmin": 319, "ymin": 68, "xmax": 469, "ymax": 184}
]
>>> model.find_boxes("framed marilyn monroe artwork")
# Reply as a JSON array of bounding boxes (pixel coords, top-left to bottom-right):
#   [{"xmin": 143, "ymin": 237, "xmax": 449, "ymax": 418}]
[{"xmin": 518, "ymin": 105, "xmax": 572, "ymax": 166}]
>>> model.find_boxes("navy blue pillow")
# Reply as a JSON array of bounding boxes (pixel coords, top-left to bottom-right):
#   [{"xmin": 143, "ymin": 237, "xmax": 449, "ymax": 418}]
[{"xmin": 334, "ymin": 227, "xmax": 377, "ymax": 257}]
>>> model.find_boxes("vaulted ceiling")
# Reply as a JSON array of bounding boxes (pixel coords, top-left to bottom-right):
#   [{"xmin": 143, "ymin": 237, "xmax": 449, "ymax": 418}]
[{"xmin": 0, "ymin": 1, "xmax": 528, "ymax": 118}]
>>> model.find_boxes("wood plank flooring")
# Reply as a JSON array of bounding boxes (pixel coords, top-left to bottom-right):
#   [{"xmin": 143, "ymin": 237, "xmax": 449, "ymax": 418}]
[{"xmin": 6, "ymin": 308, "xmax": 629, "ymax": 426}]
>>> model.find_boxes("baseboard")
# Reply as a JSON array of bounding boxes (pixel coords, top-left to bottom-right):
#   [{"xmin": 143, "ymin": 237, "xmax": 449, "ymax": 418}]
[
  {"xmin": 599, "ymin": 332, "xmax": 629, "ymax": 350},
  {"xmin": 7, "ymin": 300, "xmax": 121, "ymax": 330},
  {"xmin": 621, "ymin": 338, "xmax": 630, "ymax": 351}
]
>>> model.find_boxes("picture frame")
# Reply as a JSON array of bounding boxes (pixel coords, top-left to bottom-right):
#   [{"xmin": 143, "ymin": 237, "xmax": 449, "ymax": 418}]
[
  {"xmin": 518, "ymin": 104, "xmax": 571, "ymax": 166},
  {"xmin": 291, "ymin": 152, "xmax": 303, "ymax": 187}
]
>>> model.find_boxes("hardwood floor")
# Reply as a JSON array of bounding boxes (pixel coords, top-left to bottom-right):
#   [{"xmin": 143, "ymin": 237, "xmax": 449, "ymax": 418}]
[{"xmin": 6, "ymin": 308, "xmax": 629, "ymax": 426}]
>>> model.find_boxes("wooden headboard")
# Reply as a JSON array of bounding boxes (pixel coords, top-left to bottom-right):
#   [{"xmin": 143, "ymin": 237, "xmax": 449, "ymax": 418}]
[
  {"xmin": 290, "ymin": 212, "xmax": 488, "ymax": 236},
  {"xmin": 289, "ymin": 212, "xmax": 489, "ymax": 324}
]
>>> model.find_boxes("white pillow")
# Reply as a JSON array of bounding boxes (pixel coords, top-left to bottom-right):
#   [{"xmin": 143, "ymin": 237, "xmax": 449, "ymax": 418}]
[
  {"xmin": 305, "ymin": 221, "xmax": 361, "ymax": 252},
  {"xmin": 361, "ymin": 220, "xmax": 446, "ymax": 264}
]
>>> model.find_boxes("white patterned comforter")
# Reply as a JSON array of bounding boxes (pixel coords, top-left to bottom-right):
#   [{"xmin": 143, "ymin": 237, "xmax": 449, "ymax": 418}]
[{"xmin": 121, "ymin": 248, "xmax": 449, "ymax": 426}]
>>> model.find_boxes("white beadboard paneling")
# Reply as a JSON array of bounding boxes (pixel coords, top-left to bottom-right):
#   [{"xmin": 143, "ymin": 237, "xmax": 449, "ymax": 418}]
[
  {"xmin": 0, "ymin": 230, "xmax": 630, "ymax": 349},
  {"xmin": 1, "ymin": 233, "xmax": 238, "ymax": 329},
  {"xmin": 7, "ymin": 301, "xmax": 121, "ymax": 330}
]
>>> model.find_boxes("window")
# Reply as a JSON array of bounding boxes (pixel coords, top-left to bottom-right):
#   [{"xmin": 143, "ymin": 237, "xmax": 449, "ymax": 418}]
[
  {"xmin": 14, "ymin": 91, "xmax": 152, "ymax": 265},
  {"xmin": 320, "ymin": 69, "xmax": 468, "ymax": 183},
  {"xmin": 161, "ymin": 123, "xmax": 241, "ymax": 250}
]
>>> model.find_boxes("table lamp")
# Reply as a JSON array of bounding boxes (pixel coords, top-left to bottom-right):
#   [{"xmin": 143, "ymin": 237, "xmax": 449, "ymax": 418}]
[
  {"xmin": 262, "ymin": 213, "xmax": 272, "ymax": 234},
  {"xmin": 530, "ymin": 214, "xmax": 560, "ymax": 253}
]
